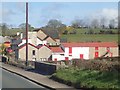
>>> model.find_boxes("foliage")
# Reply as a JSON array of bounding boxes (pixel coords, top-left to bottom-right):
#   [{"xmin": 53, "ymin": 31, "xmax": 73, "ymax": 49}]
[
  {"xmin": 1, "ymin": 23, "xmax": 9, "ymax": 36},
  {"xmin": 71, "ymin": 19, "xmax": 83, "ymax": 28},
  {"xmin": 52, "ymin": 67, "xmax": 120, "ymax": 89},
  {"xmin": 0, "ymin": 44, "xmax": 6, "ymax": 55},
  {"xmin": 19, "ymin": 23, "xmax": 34, "ymax": 32},
  {"xmin": 44, "ymin": 19, "xmax": 67, "ymax": 35},
  {"xmin": 71, "ymin": 58, "xmax": 120, "ymax": 72}
]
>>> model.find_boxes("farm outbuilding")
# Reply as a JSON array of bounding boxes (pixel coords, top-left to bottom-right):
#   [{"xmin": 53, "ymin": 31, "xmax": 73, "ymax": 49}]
[{"xmin": 62, "ymin": 42, "xmax": 118, "ymax": 60}]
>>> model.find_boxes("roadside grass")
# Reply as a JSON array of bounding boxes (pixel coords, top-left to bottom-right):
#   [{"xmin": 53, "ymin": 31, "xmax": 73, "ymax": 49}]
[
  {"xmin": 52, "ymin": 68, "xmax": 119, "ymax": 89},
  {"xmin": 61, "ymin": 28, "xmax": 118, "ymax": 42}
]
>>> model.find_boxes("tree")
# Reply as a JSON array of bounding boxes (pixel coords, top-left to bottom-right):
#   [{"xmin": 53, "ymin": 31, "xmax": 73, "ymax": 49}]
[
  {"xmin": 109, "ymin": 19, "xmax": 115, "ymax": 29},
  {"xmin": 19, "ymin": 23, "xmax": 34, "ymax": 32},
  {"xmin": 71, "ymin": 19, "xmax": 83, "ymax": 28},
  {"xmin": 1, "ymin": 23, "xmax": 9, "ymax": 37},
  {"xmin": 47, "ymin": 19, "xmax": 63, "ymax": 29},
  {"xmin": 45, "ymin": 19, "xmax": 67, "ymax": 35},
  {"xmin": 100, "ymin": 17, "xmax": 106, "ymax": 29},
  {"xmin": 0, "ymin": 44, "xmax": 6, "ymax": 56},
  {"xmin": 91, "ymin": 19, "xmax": 99, "ymax": 28},
  {"xmin": 57, "ymin": 24, "xmax": 67, "ymax": 35}
]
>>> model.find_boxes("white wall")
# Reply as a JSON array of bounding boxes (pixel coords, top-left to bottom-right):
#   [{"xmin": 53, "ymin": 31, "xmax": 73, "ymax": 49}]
[
  {"xmin": 18, "ymin": 39, "xmax": 32, "ymax": 46},
  {"xmin": 37, "ymin": 38, "xmax": 47, "ymax": 45},
  {"xmin": 52, "ymin": 53, "xmax": 65, "ymax": 61},
  {"xmin": 65, "ymin": 47, "xmax": 89, "ymax": 60}
]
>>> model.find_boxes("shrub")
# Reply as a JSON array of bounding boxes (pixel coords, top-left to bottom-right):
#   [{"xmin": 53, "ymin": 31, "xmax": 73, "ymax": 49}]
[{"xmin": 71, "ymin": 58, "xmax": 120, "ymax": 72}]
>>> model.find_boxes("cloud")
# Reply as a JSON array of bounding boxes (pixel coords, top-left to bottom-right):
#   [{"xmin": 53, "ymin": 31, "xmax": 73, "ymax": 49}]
[
  {"xmin": 39, "ymin": 3, "xmax": 64, "ymax": 25},
  {"xmin": 88, "ymin": 8, "xmax": 118, "ymax": 27},
  {"xmin": 16, "ymin": 3, "xmax": 25, "ymax": 13},
  {"xmin": 100, "ymin": 8, "xmax": 117, "ymax": 20},
  {"xmin": 2, "ymin": 8, "xmax": 16, "ymax": 22}
]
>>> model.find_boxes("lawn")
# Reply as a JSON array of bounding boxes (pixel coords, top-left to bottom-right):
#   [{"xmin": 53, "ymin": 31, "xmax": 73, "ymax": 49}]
[
  {"xmin": 61, "ymin": 28, "xmax": 118, "ymax": 42},
  {"xmin": 52, "ymin": 68, "xmax": 120, "ymax": 89}
]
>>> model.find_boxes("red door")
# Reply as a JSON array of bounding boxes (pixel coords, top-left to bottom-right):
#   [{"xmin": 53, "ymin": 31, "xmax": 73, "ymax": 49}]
[
  {"xmin": 80, "ymin": 54, "xmax": 83, "ymax": 59},
  {"xmin": 95, "ymin": 52, "xmax": 99, "ymax": 58},
  {"xmin": 65, "ymin": 57, "xmax": 69, "ymax": 60}
]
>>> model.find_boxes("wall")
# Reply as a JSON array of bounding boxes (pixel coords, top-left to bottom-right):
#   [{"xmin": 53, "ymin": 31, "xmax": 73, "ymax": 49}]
[
  {"xmin": 52, "ymin": 53, "xmax": 65, "ymax": 61},
  {"xmin": 89, "ymin": 46, "xmax": 119, "ymax": 59},
  {"xmin": 19, "ymin": 44, "xmax": 38, "ymax": 61},
  {"xmin": 35, "ymin": 61, "xmax": 56, "ymax": 75},
  {"xmin": 64, "ymin": 47, "xmax": 89, "ymax": 60},
  {"xmin": 37, "ymin": 46, "xmax": 52, "ymax": 61},
  {"xmin": 37, "ymin": 38, "xmax": 47, "ymax": 45},
  {"xmin": 46, "ymin": 37, "xmax": 56, "ymax": 46},
  {"xmin": 18, "ymin": 39, "xmax": 32, "ymax": 46}
]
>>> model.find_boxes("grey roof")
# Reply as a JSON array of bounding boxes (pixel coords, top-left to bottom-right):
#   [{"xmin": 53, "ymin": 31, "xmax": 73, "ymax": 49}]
[
  {"xmin": 33, "ymin": 28, "xmax": 59, "ymax": 39},
  {"xmin": 11, "ymin": 38, "xmax": 22, "ymax": 45}
]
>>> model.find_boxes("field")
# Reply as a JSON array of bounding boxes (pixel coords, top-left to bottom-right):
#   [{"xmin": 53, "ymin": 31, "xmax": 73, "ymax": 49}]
[{"xmin": 61, "ymin": 28, "xmax": 118, "ymax": 42}]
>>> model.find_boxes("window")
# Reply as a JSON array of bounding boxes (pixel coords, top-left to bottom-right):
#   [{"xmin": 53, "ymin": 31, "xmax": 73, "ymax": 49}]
[
  {"xmin": 65, "ymin": 57, "xmax": 69, "ymax": 60},
  {"xmin": 95, "ymin": 47, "xmax": 98, "ymax": 50},
  {"xmin": 69, "ymin": 47, "xmax": 72, "ymax": 54},
  {"xmin": 60, "ymin": 54, "xmax": 64, "ymax": 56},
  {"xmin": 107, "ymin": 47, "xmax": 110, "ymax": 52},
  {"xmin": 32, "ymin": 50, "xmax": 35, "ymax": 55}
]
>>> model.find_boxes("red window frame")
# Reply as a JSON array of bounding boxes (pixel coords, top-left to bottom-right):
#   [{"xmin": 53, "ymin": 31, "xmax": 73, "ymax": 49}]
[{"xmin": 107, "ymin": 47, "xmax": 110, "ymax": 52}]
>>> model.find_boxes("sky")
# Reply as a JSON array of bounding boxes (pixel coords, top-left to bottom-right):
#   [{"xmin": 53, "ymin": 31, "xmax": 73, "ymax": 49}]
[{"xmin": 1, "ymin": 2, "xmax": 118, "ymax": 28}]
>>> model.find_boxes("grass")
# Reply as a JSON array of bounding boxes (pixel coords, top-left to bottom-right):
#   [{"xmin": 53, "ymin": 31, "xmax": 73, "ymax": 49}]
[
  {"xmin": 53, "ymin": 68, "xmax": 120, "ymax": 89},
  {"xmin": 61, "ymin": 28, "xmax": 118, "ymax": 42}
]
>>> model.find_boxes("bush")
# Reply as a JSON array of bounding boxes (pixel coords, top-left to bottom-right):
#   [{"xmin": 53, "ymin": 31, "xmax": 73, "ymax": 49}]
[{"xmin": 71, "ymin": 58, "xmax": 120, "ymax": 72}]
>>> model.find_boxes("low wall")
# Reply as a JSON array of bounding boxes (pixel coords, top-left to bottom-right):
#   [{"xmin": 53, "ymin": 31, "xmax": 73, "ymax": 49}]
[{"xmin": 35, "ymin": 61, "xmax": 56, "ymax": 75}]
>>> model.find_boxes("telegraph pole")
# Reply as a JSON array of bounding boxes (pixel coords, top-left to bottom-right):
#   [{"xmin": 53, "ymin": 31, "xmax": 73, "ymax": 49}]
[{"xmin": 26, "ymin": 2, "xmax": 28, "ymax": 66}]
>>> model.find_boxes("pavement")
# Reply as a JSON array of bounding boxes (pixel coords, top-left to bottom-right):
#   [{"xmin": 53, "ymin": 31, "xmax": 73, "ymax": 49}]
[{"xmin": 0, "ymin": 62, "xmax": 75, "ymax": 90}]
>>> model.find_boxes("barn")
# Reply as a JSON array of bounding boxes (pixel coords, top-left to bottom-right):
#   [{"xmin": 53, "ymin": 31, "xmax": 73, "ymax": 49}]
[{"xmin": 62, "ymin": 42, "xmax": 118, "ymax": 60}]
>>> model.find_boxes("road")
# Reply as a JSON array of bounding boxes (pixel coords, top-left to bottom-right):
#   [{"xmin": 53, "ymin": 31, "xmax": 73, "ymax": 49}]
[{"xmin": 1, "ymin": 68, "xmax": 48, "ymax": 89}]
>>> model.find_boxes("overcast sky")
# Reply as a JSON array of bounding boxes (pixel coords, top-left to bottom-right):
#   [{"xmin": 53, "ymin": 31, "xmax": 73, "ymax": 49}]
[{"xmin": 1, "ymin": 2, "xmax": 118, "ymax": 28}]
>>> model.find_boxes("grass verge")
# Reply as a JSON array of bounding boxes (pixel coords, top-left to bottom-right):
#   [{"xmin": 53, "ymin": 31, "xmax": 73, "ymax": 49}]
[{"xmin": 50, "ymin": 68, "xmax": 120, "ymax": 89}]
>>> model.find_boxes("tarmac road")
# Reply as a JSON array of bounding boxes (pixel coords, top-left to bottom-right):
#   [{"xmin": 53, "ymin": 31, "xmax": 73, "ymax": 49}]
[{"xmin": 2, "ymin": 69, "xmax": 48, "ymax": 89}]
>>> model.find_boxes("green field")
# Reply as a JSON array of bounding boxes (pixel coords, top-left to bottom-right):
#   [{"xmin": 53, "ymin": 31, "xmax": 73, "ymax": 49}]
[{"xmin": 61, "ymin": 29, "xmax": 118, "ymax": 42}]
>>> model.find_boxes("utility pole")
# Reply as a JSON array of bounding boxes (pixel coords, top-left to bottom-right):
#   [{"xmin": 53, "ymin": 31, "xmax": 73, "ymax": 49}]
[{"xmin": 26, "ymin": 2, "xmax": 28, "ymax": 66}]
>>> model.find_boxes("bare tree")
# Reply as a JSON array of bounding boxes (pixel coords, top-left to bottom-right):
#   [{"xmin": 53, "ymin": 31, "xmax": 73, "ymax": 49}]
[
  {"xmin": 71, "ymin": 19, "xmax": 82, "ymax": 28},
  {"xmin": 91, "ymin": 19, "xmax": 99, "ymax": 28},
  {"xmin": 19, "ymin": 23, "xmax": 34, "ymax": 31},
  {"xmin": 100, "ymin": 17, "xmax": 106, "ymax": 29},
  {"xmin": 1, "ymin": 23, "xmax": 9, "ymax": 37},
  {"xmin": 109, "ymin": 19, "xmax": 115, "ymax": 29}
]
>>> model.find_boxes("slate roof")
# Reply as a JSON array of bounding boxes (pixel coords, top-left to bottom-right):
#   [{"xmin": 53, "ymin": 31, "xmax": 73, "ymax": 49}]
[{"xmin": 33, "ymin": 28, "xmax": 59, "ymax": 39}]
